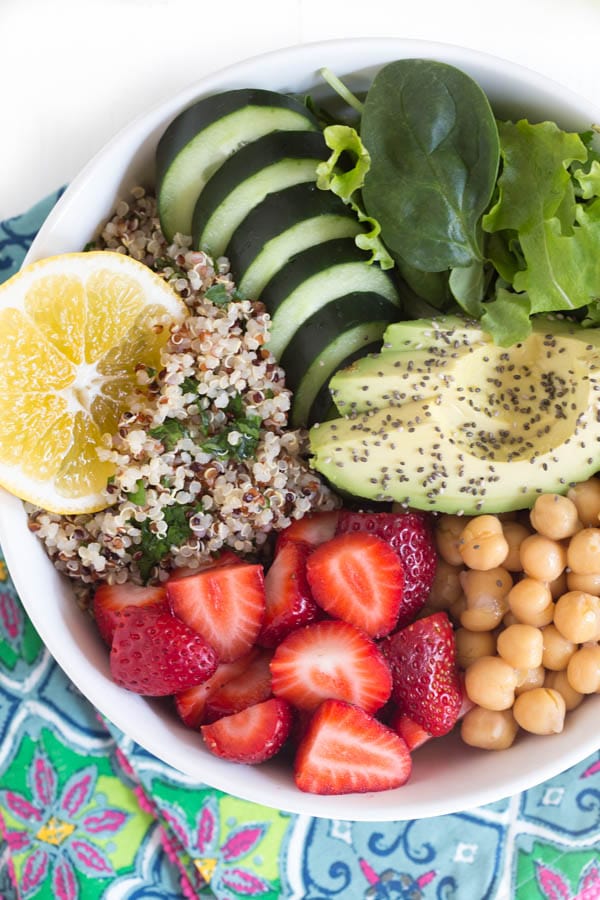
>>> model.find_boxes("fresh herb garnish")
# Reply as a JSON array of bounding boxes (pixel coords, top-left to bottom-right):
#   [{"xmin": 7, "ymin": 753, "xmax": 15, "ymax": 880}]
[
  {"xmin": 204, "ymin": 283, "xmax": 236, "ymax": 307},
  {"xmin": 181, "ymin": 376, "xmax": 199, "ymax": 394},
  {"xmin": 201, "ymin": 394, "xmax": 262, "ymax": 461},
  {"xmin": 83, "ymin": 241, "xmax": 97, "ymax": 252},
  {"xmin": 136, "ymin": 503, "xmax": 201, "ymax": 582},
  {"xmin": 148, "ymin": 417, "xmax": 190, "ymax": 451},
  {"xmin": 126, "ymin": 479, "xmax": 147, "ymax": 505}
]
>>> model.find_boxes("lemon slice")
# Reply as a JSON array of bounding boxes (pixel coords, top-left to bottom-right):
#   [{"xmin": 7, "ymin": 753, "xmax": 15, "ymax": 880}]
[{"xmin": 0, "ymin": 251, "xmax": 188, "ymax": 514}]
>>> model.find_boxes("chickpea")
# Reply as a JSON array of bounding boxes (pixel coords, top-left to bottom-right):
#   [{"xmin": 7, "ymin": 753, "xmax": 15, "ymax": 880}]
[
  {"xmin": 512, "ymin": 688, "xmax": 566, "ymax": 735},
  {"xmin": 541, "ymin": 624, "xmax": 576, "ymax": 671},
  {"xmin": 519, "ymin": 534, "xmax": 567, "ymax": 582},
  {"xmin": 436, "ymin": 515, "xmax": 471, "ymax": 566},
  {"xmin": 567, "ymin": 478, "xmax": 600, "ymax": 526},
  {"xmin": 567, "ymin": 527, "xmax": 600, "ymax": 574},
  {"xmin": 460, "ymin": 706, "xmax": 519, "ymax": 750},
  {"xmin": 566, "ymin": 644, "xmax": 600, "ymax": 694},
  {"xmin": 464, "ymin": 656, "xmax": 518, "ymax": 711},
  {"xmin": 459, "ymin": 516, "xmax": 509, "ymax": 570},
  {"xmin": 507, "ymin": 578, "xmax": 554, "ymax": 626},
  {"xmin": 448, "ymin": 594, "xmax": 467, "ymax": 624},
  {"xmin": 497, "ymin": 624, "xmax": 543, "ymax": 670},
  {"xmin": 544, "ymin": 669, "xmax": 584, "ymax": 711},
  {"xmin": 514, "ymin": 665, "xmax": 546, "ymax": 695},
  {"xmin": 459, "ymin": 567, "xmax": 512, "ymax": 631},
  {"xmin": 455, "ymin": 627, "xmax": 497, "ymax": 669},
  {"xmin": 554, "ymin": 591, "xmax": 600, "ymax": 644},
  {"xmin": 567, "ymin": 571, "xmax": 600, "ymax": 596},
  {"xmin": 502, "ymin": 521, "xmax": 531, "ymax": 572},
  {"xmin": 427, "ymin": 558, "xmax": 464, "ymax": 611},
  {"xmin": 548, "ymin": 571, "xmax": 568, "ymax": 600},
  {"xmin": 530, "ymin": 493, "xmax": 581, "ymax": 541}
]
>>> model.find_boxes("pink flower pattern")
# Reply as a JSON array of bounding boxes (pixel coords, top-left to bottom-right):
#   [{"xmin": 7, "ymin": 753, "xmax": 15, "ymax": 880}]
[
  {"xmin": 536, "ymin": 860, "xmax": 600, "ymax": 900},
  {"xmin": 159, "ymin": 794, "xmax": 273, "ymax": 899},
  {"xmin": 0, "ymin": 745, "xmax": 128, "ymax": 899}
]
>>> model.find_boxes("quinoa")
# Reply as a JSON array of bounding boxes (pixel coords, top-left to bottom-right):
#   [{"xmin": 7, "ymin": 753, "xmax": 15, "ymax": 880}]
[{"xmin": 26, "ymin": 188, "xmax": 340, "ymax": 596}]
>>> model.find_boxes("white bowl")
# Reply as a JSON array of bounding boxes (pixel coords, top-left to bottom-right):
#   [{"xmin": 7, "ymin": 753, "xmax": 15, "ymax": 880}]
[{"xmin": 3, "ymin": 37, "xmax": 600, "ymax": 822}]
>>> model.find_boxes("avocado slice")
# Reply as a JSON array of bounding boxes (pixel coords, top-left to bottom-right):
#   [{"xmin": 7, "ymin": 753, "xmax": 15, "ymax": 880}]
[{"xmin": 309, "ymin": 315, "xmax": 600, "ymax": 514}]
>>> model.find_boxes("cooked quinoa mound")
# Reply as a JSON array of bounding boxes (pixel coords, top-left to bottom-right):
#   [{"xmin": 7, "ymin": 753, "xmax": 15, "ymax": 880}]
[{"xmin": 26, "ymin": 188, "xmax": 339, "ymax": 591}]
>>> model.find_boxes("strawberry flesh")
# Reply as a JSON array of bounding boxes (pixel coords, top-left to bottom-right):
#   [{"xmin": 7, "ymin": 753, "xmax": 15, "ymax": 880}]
[
  {"xmin": 201, "ymin": 697, "xmax": 293, "ymax": 764},
  {"xmin": 270, "ymin": 619, "xmax": 392, "ymax": 714},
  {"xmin": 380, "ymin": 611, "xmax": 462, "ymax": 737},
  {"xmin": 93, "ymin": 582, "xmax": 168, "ymax": 646},
  {"xmin": 305, "ymin": 531, "xmax": 404, "ymax": 638},
  {"xmin": 294, "ymin": 699, "xmax": 412, "ymax": 795},
  {"xmin": 203, "ymin": 648, "xmax": 273, "ymax": 723},
  {"xmin": 167, "ymin": 562, "xmax": 265, "ymax": 662},
  {"xmin": 259, "ymin": 540, "xmax": 320, "ymax": 647},
  {"xmin": 174, "ymin": 649, "xmax": 260, "ymax": 728},
  {"xmin": 336, "ymin": 510, "xmax": 437, "ymax": 627},
  {"xmin": 275, "ymin": 510, "xmax": 340, "ymax": 553},
  {"xmin": 110, "ymin": 606, "xmax": 218, "ymax": 696}
]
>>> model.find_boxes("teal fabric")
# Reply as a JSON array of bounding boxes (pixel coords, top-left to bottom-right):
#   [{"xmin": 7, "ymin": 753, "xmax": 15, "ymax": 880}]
[{"xmin": 0, "ymin": 192, "xmax": 599, "ymax": 900}]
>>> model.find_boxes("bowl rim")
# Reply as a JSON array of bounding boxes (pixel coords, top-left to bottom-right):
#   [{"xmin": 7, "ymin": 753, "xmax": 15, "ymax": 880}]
[{"xmin": 4, "ymin": 35, "xmax": 600, "ymax": 821}]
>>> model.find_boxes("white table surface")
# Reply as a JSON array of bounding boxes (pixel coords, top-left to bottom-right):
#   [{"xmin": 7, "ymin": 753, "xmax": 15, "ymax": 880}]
[{"xmin": 2, "ymin": 0, "xmax": 600, "ymax": 221}]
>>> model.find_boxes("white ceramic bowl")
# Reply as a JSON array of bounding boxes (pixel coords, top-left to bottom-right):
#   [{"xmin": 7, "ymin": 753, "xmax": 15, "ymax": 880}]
[{"xmin": 3, "ymin": 37, "xmax": 600, "ymax": 822}]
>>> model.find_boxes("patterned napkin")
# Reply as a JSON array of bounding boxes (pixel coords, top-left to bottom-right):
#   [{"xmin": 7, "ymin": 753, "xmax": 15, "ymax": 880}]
[{"xmin": 1, "ymin": 193, "xmax": 599, "ymax": 900}]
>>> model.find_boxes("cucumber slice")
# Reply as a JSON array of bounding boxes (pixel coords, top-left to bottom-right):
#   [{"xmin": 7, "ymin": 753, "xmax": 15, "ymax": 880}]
[
  {"xmin": 226, "ymin": 182, "xmax": 363, "ymax": 299},
  {"xmin": 309, "ymin": 341, "xmax": 382, "ymax": 426},
  {"xmin": 261, "ymin": 238, "xmax": 400, "ymax": 359},
  {"xmin": 192, "ymin": 131, "xmax": 330, "ymax": 259},
  {"xmin": 156, "ymin": 89, "xmax": 317, "ymax": 241},
  {"xmin": 280, "ymin": 292, "xmax": 398, "ymax": 427}
]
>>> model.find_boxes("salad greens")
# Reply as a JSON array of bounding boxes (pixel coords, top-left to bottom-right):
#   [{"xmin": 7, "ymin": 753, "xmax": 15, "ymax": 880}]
[{"xmin": 316, "ymin": 59, "xmax": 600, "ymax": 345}]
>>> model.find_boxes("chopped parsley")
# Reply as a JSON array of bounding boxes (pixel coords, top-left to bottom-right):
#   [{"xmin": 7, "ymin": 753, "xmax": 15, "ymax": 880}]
[
  {"xmin": 181, "ymin": 375, "xmax": 199, "ymax": 394},
  {"xmin": 200, "ymin": 395, "xmax": 262, "ymax": 461},
  {"xmin": 148, "ymin": 417, "xmax": 190, "ymax": 451},
  {"xmin": 126, "ymin": 479, "xmax": 147, "ymax": 505},
  {"xmin": 204, "ymin": 283, "xmax": 243, "ymax": 307},
  {"xmin": 136, "ymin": 503, "xmax": 201, "ymax": 582}
]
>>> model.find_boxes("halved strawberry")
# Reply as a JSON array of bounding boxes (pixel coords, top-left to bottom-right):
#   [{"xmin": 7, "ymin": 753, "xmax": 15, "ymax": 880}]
[
  {"xmin": 110, "ymin": 606, "xmax": 218, "ymax": 696},
  {"xmin": 380, "ymin": 612, "xmax": 462, "ymax": 737},
  {"xmin": 204, "ymin": 648, "xmax": 273, "ymax": 723},
  {"xmin": 336, "ymin": 510, "xmax": 437, "ymax": 627},
  {"xmin": 389, "ymin": 710, "xmax": 433, "ymax": 752},
  {"xmin": 93, "ymin": 582, "xmax": 168, "ymax": 646},
  {"xmin": 270, "ymin": 619, "xmax": 392, "ymax": 714},
  {"xmin": 167, "ymin": 563, "xmax": 265, "ymax": 662},
  {"xmin": 275, "ymin": 510, "xmax": 340, "ymax": 553},
  {"xmin": 174, "ymin": 650, "xmax": 260, "ymax": 728},
  {"xmin": 294, "ymin": 699, "xmax": 412, "ymax": 795},
  {"xmin": 259, "ymin": 541, "xmax": 320, "ymax": 648},
  {"xmin": 305, "ymin": 532, "xmax": 404, "ymax": 638},
  {"xmin": 201, "ymin": 697, "xmax": 293, "ymax": 764},
  {"xmin": 169, "ymin": 549, "xmax": 243, "ymax": 580}
]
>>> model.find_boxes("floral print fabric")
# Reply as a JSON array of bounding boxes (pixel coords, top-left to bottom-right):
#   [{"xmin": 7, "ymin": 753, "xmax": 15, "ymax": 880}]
[{"xmin": 1, "ymin": 195, "xmax": 599, "ymax": 900}]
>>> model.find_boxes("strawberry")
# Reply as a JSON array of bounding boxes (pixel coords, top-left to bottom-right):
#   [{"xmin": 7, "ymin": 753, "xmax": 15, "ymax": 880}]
[
  {"xmin": 203, "ymin": 648, "xmax": 273, "ymax": 723},
  {"xmin": 201, "ymin": 697, "xmax": 293, "ymax": 764},
  {"xmin": 275, "ymin": 510, "xmax": 340, "ymax": 552},
  {"xmin": 294, "ymin": 699, "xmax": 412, "ymax": 795},
  {"xmin": 390, "ymin": 710, "xmax": 433, "ymax": 752},
  {"xmin": 305, "ymin": 532, "xmax": 404, "ymax": 638},
  {"xmin": 259, "ymin": 540, "xmax": 320, "ymax": 647},
  {"xmin": 174, "ymin": 650, "xmax": 260, "ymax": 728},
  {"xmin": 110, "ymin": 606, "xmax": 218, "ymax": 696},
  {"xmin": 380, "ymin": 611, "xmax": 462, "ymax": 737},
  {"xmin": 270, "ymin": 619, "xmax": 392, "ymax": 714},
  {"xmin": 169, "ymin": 549, "xmax": 243, "ymax": 580},
  {"xmin": 167, "ymin": 562, "xmax": 265, "ymax": 662},
  {"xmin": 336, "ymin": 510, "xmax": 437, "ymax": 627},
  {"xmin": 93, "ymin": 582, "xmax": 169, "ymax": 646}
]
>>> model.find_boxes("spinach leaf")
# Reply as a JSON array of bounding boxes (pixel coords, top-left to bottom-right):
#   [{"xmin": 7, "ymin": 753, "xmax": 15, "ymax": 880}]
[{"xmin": 360, "ymin": 59, "xmax": 500, "ymax": 271}]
